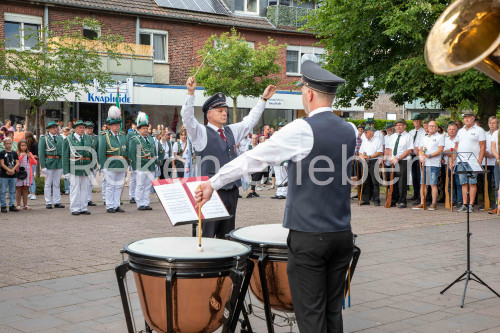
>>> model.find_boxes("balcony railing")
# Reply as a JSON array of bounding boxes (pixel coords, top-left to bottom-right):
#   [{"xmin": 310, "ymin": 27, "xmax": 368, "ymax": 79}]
[{"xmin": 266, "ymin": 5, "xmax": 311, "ymax": 28}]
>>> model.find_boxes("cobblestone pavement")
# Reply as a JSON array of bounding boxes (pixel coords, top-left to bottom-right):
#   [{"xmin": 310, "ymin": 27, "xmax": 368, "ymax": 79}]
[{"xmin": 1, "ymin": 185, "xmax": 500, "ymax": 332}]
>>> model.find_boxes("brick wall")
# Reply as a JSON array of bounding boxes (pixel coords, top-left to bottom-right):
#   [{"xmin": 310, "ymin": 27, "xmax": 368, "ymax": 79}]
[{"xmin": 365, "ymin": 93, "xmax": 404, "ymax": 120}]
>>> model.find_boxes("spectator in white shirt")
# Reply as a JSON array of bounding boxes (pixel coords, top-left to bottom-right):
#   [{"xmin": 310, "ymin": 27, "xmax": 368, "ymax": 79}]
[
  {"xmin": 453, "ymin": 110, "xmax": 486, "ymax": 213},
  {"xmin": 413, "ymin": 121, "xmax": 444, "ymax": 210},
  {"xmin": 443, "ymin": 122, "xmax": 462, "ymax": 206},
  {"xmin": 388, "ymin": 119, "xmax": 414, "ymax": 208},
  {"xmin": 488, "ymin": 122, "xmax": 500, "ymax": 214},
  {"xmin": 482, "ymin": 116, "xmax": 497, "ymax": 210},
  {"xmin": 358, "ymin": 126, "xmax": 383, "ymax": 205},
  {"xmin": 408, "ymin": 114, "xmax": 425, "ymax": 203}
]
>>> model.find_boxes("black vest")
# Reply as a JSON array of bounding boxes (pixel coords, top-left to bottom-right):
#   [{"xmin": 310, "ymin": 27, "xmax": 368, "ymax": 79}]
[
  {"xmin": 197, "ymin": 125, "xmax": 241, "ymax": 190},
  {"xmin": 283, "ymin": 112, "xmax": 356, "ymax": 232}
]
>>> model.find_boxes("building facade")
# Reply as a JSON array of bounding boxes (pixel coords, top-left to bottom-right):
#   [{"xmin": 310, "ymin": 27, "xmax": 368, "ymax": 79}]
[{"xmin": 0, "ymin": 0, "xmax": 326, "ymax": 134}]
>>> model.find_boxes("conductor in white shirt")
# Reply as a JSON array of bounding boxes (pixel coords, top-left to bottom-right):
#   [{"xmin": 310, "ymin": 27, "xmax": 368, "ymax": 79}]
[
  {"xmin": 195, "ymin": 61, "xmax": 357, "ymax": 333},
  {"xmin": 181, "ymin": 76, "xmax": 276, "ymax": 238},
  {"xmin": 359, "ymin": 125, "xmax": 383, "ymax": 205}
]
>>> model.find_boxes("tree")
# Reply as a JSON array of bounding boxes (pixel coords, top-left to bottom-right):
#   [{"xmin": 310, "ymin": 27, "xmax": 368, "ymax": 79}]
[
  {"xmin": 303, "ymin": 0, "xmax": 500, "ymax": 126},
  {"xmin": 194, "ymin": 28, "xmax": 284, "ymax": 122},
  {"xmin": 0, "ymin": 17, "xmax": 128, "ymax": 140}
]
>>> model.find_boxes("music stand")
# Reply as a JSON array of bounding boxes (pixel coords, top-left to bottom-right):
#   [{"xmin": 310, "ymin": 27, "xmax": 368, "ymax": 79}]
[{"xmin": 440, "ymin": 152, "xmax": 500, "ymax": 307}]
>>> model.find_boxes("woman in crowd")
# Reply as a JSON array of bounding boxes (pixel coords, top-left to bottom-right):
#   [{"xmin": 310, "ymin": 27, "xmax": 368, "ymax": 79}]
[
  {"xmin": 0, "ymin": 137, "xmax": 20, "ymax": 213},
  {"xmin": 4, "ymin": 119, "xmax": 15, "ymax": 133},
  {"xmin": 15, "ymin": 140, "xmax": 37, "ymax": 210},
  {"xmin": 159, "ymin": 129, "xmax": 173, "ymax": 179},
  {"xmin": 25, "ymin": 132, "xmax": 38, "ymax": 200},
  {"xmin": 173, "ymin": 129, "xmax": 191, "ymax": 178}
]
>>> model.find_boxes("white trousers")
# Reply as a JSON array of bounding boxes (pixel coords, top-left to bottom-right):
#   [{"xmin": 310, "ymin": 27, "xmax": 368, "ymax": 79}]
[
  {"xmin": 105, "ymin": 171, "xmax": 126, "ymax": 210},
  {"xmin": 275, "ymin": 165, "xmax": 288, "ymax": 197},
  {"xmin": 135, "ymin": 170, "xmax": 153, "ymax": 208},
  {"xmin": 102, "ymin": 169, "xmax": 107, "ymax": 201},
  {"xmin": 87, "ymin": 169, "xmax": 97, "ymax": 202},
  {"xmin": 129, "ymin": 169, "xmax": 137, "ymax": 199},
  {"xmin": 70, "ymin": 175, "xmax": 90, "ymax": 213},
  {"xmin": 44, "ymin": 168, "xmax": 63, "ymax": 205}
]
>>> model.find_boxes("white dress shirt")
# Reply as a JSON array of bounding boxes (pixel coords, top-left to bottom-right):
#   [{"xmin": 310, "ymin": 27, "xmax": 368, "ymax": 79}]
[
  {"xmin": 210, "ymin": 107, "xmax": 357, "ymax": 190},
  {"xmin": 181, "ymin": 94, "xmax": 266, "ymax": 152},
  {"xmin": 389, "ymin": 131, "xmax": 414, "ymax": 161},
  {"xmin": 160, "ymin": 140, "xmax": 172, "ymax": 159},
  {"xmin": 409, "ymin": 127, "xmax": 425, "ymax": 150},
  {"xmin": 359, "ymin": 136, "xmax": 383, "ymax": 159}
]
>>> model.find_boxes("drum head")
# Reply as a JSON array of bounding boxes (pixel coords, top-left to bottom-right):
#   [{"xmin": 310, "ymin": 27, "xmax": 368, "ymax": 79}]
[
  {"xmin": 126, "ymin": 237, "xmax": 250, "ymax": 260},
  {"xmin": 230, "ymin": 224, "xmax": 288, "ymax": 248}
]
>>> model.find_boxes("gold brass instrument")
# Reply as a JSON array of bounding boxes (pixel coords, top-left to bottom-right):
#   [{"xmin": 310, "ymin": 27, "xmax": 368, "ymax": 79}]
[{"xmin": 425, "ymin": 0, "xmax": 500, "ymax": 83}]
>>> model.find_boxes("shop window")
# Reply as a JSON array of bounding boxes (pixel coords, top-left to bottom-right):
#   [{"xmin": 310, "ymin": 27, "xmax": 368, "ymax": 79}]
[
  {"xmin": 139, "ymin": 29, "xmax": 168, "ymax": 63},
  {"xmin": 235, "ymin": 0, "xmax": 259, "ymax": 14},
  {"xmin": 4, "ymin": 13, "xmax": 42, "ymax": 50}
]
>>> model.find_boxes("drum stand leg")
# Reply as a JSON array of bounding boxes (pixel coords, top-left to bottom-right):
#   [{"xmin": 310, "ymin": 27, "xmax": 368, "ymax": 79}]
[
  {"xmin": 225, "ymin": 259, "xmax": 255, "ymax": 333},
  {"xmin": 145, "ymin": 321, "xmax": 152, "ymax": 333},
  {"xmin": 165, "ymin": 272, "xmax": 177, "ymax": 333},
  {"xmin": 258, "ymin": 254, "xmax": 275, "ymax": 333},
  {"xmin": 115, "ymin": 262, "xmax": 135, "ymax": 333}
]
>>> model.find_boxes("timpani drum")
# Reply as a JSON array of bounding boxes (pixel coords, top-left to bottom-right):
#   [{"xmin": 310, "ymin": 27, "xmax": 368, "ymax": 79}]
[
  {"xmin": 229, "ymin": 224, "xmax": 293, "ymax": 313},
  {"xmin": 116, "ymin": 237, "xmax": 251, "ymax": 333}
]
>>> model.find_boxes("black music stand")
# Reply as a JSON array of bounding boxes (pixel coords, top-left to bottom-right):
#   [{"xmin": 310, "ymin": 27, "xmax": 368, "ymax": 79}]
[{"xmin": 440, "ymin": 152, "xmax": 500, "ymax": 307}]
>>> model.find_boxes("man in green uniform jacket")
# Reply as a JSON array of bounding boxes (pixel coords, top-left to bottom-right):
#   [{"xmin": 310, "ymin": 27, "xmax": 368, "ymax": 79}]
[
  {"xmin": 62, "ymin": 120, "xmax": 95, "ymax": 216},
  {"xmin": 38, "ymin": 121, "xmax": 65, "ymax": 209},
  {"xmin": 98, "ymin": 107, "xmax": 128, "ymax": 213}
]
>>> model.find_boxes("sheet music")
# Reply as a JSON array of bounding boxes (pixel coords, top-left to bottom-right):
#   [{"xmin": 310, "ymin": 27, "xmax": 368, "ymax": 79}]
[
  {"xmin": 465, "ymin": 158, "xmax": 483, "ymax": 172},
  {"xmin": 155, "ymin": 182, "xmax": 198, "ymax": 224},
  {"xmin": 186, "ymin": 181, "xmax": 230, "ymax": 219}
]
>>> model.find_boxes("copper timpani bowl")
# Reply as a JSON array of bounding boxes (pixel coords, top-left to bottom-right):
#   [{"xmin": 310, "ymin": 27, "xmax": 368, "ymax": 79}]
[
  {"xmin": 229, "ymin": 224, "xmax": 293, "ymax": 313},
  {"xmin": 123, "ymin": 237, "xmax": 251, "ymax": 333}
]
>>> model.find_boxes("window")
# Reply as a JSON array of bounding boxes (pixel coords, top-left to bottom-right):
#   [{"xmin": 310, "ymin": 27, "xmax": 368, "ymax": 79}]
[
  {"xmin": 286, "ymin": 45, "xmax": 325, "ymax": 75},
  {"xmin": 386, "ymin": 113, "xmax": 397, "ymax": 121},
  {"xmin": 4, "ymin": 13, "xmax": 42, "ymax": 50},
  {"xmin": 139, "ymin": 29, "xmax": 167, "ymax": 63},
  {"xmin": 235, "ymin": 0, "xmax": 259, "ymax": 14},
  {"xmin": 83, "ymin": 25, "xmax": 100, "ymax": 40}
]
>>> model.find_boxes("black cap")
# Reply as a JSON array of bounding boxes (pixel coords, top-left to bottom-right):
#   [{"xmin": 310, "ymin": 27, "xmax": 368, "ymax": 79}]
[
  {"xmin": 202, "ymin": 92, "xmax": 227, "ymax": 114},
  {"xmin": 296, "ymin": 60, "xmax": 345, "ymax": 95}
]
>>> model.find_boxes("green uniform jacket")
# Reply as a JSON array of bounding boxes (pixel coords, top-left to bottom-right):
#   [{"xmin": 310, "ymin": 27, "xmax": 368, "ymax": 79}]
[
  {"xmin": 38, "ymin": 134, "xmax": 63, "ymax": 169},
  {"xmin": 128, "ymin": 135, "xmax": 158, "ymax": 172},
  {"xmin": 88, "ymin": 133, "xmax": 99, "ymax": 170},
  {"xmin": 98, "ymin": 131, "xmax": 128, "ymax": 172},
  {"xmin": 125, "ymin": 130, "xmax": 139, "ymax": 165},
  {"xmin": 62, "ymin": 133, "xmax": 95, "ymax": 176}
]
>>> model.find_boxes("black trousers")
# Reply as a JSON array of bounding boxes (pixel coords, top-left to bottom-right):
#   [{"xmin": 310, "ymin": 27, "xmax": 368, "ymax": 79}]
[
  {"xmin": 361, "ymin": 159, "xmax": 380, "ymax": 203},
  {"xmin": 201, "ymin": 187, "xmax": 238, "ymax": 239},
  {"xmin": 392, "ymin": 160, "xmax": 409, "ymax": 205},
  {"xmin": 411, "ymin": 154, "xmax": 420, "ymax": 199},
  {"xmin": 287, "ymin": 229, "xmax": 353, "ymax": 333}
]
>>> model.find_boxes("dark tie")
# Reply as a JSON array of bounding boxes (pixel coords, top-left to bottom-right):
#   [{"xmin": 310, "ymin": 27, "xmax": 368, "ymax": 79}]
[
  {"xmin": 413, "ymin": 130, "xmax": 418, "ymax": 142},
  {"xmin": 393, "ymin": 134, "xmax": 401, "ymax": 156},
  {"xmin": 218, "ymin": 129, "xmax": 227, "ymax": 142}
]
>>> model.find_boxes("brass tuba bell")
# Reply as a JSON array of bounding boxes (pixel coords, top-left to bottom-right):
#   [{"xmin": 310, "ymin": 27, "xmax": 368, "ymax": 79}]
[{"xmin": 425, "ymin": 0, "xmax": 500, "ymax": 83}]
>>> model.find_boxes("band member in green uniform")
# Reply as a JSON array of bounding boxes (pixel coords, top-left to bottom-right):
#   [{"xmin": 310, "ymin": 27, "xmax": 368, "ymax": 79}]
[
  {"xmin": 128, "ymin": 112, "xmax": 160, "ymax": 211},
  {"xmin": 62, "ymin": 120, "xmax": 95, "ymax": 215},
  {"xmin": 85, "ymin": 121, "xmax": 98, "ymax": 207},
  {"xmin": 98, "ymin": 107, "xmax": 128, "ymax": 213},
  {"xmin": 38, "ymin": 121, "xmax": 65, "ymax": 209}
]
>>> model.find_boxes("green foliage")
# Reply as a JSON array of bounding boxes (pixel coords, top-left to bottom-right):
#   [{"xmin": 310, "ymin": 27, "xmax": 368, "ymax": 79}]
[
  {"xmin": 303, "ymin": 0, "xmax": 500, "ymax": 118},
  {"xmin": 194, "ymin": 28, "xmax": 284, "ymax": 122}
]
